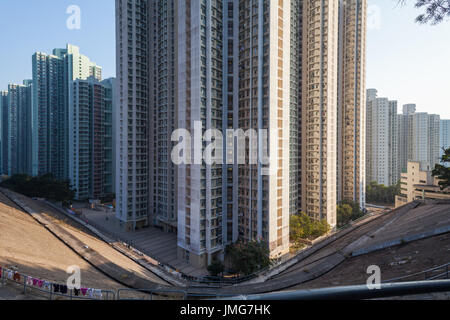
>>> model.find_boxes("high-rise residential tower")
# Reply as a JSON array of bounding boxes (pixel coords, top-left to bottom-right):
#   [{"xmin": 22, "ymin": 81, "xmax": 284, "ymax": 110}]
[
  {"xmin": 300, "ymin": 0, "xmax": 339, "ymax": 227},
  {"xmin": 72, "ymin": 77, "xmax": 115, "ymax": 200},
  {"xmin": 397, "ymin": 104, "xmax": 416, "ymax": 174},
  {"xmin": 32, "ymin": 44, "xmax": 102, "ymax": 179},
  {"xmin": 337, "ymin": 0, "xmax": 367, "ymax": 208},
  {"xmin": 149, "ymin": 0, "xmax": 177, "ymax": 233},
  {"xmin": 235, "ymin": 0, "xmax": 291, "ymax": 259},
  {"xmin": 0, "ymin": 91, "xmax": 9, "ymax": 175},
  {"xmin": 115, "ymin": 0, "xmax": 150, "ymax": 230},
  {"xmin": 411, "ymin": 112, "xmax": 440, "ymax": 171},
  {"xmin": 115, "ymin": 0, "xmax": 367, "ymax": 267},
  {"xmin": 440, "ymin": 119, "xmax": 450, "ymax": 167},
  {"xmin": 102, "ymin": 78, "xmax": 117, "ymax": 196},
  {"xmin": 6, "ymin": 82, "xmax": 33, "ymax": 176},
  {"xmin": 175, "ymin": 0, "xmax": 227, "ymax": 265},
  {"xmin": 366, "ymin": 89, "xmax": 398, "ymax": 186},
  {"xmin": 398, "ymin": 106, "xmax": 440, "ymax": 172}
]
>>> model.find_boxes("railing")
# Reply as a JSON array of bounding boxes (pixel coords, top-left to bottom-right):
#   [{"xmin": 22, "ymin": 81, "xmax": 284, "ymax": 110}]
[
  {"xmin": 219, "ymin": 280, "xmax": 450, "ymax": 300},
  {"xmin": 32, "ymin": 197, "xmax": 400, "ymax": 289},
  {"xmin": 3, "ymin": 263, "xmax": 449, "ymax": 300},
  {"xmin": 117, "ymin": 288, "xmax": 187, "ymax": 300},
  {"xmin": 185, "ymin": 209, "xmax": 380, "ymax": 287},
  {"xmin": 184, "ymin": 253, "xmax": 295, "ymax": 287},
  {"xmin": 79, "ymin": 211, "xmax": 290, "ymax": 287},
  {"xmin": 0, "ymin": 266, "xmax": 115, "ymax": 300},
  {"xmin": 80, "ymin": 208, "xmax": 382, "ymax": 287}
]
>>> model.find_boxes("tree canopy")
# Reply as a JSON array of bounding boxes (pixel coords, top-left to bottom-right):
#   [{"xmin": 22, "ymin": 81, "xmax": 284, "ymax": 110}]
[
  {"xmin": 289, "ymin": 213, "xmax": 330, "ymax": 246},
  {"xmin": 226, "ymin": 241, "xmax": 272, "ymax": 275},
  {"xmin": 432, "ymin": 147, "xmax": 450, "ymax": 189},
  {"xmin": 414, "ymin": 0, "xmax": 450, "ymax": 24},
  {"xmin": 366, "ymin": 181, "xmax": 400, "ymax": 205},
  {"xmin": 337, "ymin": 200, "xmax": 365, "ymax": 228},
  {"xmin": 1, "ymin": 173, "xmax": 75, "ymax": 203},
  {"xmin": 400, "ymin": 0, "xmax": 450, "ymax": 24},
  {"xmin": 207, "ymin": 261, "xmax": 225, "ymax": 277}
]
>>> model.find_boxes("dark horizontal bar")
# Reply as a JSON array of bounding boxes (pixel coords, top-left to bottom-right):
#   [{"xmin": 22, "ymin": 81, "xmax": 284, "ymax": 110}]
[{"xmin": 219, "ymin": 280, "xmax": 450, "ymax": 300}]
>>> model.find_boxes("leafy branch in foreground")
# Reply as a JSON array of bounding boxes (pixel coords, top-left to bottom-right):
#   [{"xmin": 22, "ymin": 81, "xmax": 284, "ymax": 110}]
[
  {"xmin": 399, "ymin": 0, "xmax": 450, "ymax": 24},
  {"xmin": 432, "ymin": 147, "xmax": 450, "ymax": 189}
]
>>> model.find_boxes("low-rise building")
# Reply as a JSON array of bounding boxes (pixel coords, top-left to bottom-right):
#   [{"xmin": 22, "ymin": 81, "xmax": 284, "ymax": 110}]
[{"xmin": 395, "ymin": 161, "xmax": 450, "ymax": 207}]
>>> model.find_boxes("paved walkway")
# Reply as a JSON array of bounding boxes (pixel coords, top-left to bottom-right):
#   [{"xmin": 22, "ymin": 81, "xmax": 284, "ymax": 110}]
[{"xmin": 81, "ymin": 209, "xmax": 208, "ymax": 277}]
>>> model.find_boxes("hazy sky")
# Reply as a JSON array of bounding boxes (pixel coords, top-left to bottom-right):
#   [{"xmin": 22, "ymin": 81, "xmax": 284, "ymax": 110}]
[
  {"xmin": 367, "ymin": 0, "xmax": 450, "ymax": 118},
  {"xmin": 0, "ymin": 0, "xmax": 449, "ymax": 118}
]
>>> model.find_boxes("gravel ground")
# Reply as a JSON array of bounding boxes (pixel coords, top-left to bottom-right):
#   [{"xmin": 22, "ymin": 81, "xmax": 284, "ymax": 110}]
[{"xmin": 0, "ymin": 191, "xmax": 165, "ymax": 299}]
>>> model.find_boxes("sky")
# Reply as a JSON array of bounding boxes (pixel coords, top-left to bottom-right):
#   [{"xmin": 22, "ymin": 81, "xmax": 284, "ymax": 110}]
[
  {"xmin": 0, "ymin": 0, "xmax": 116, "ymax": 83},
  {"xmin": 0, "ymin": 0, "xmax": 449, "ymax": 118}
]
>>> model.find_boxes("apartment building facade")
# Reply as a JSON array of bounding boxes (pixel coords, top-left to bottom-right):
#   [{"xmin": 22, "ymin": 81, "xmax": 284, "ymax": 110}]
[
  {"xmin": 115, "ymin": 0, "xmax": 150, "ymax": 230},
  {"xmin": 0, "ymin": 83, "xmax": 33, "ymax": 176},
  {"xmin": 32, "ymin": 44, "xmax": 102, "ymax": 179},
  {"xmin": 397, "ymin": 104, "xmax": 416, "ymax": 174},
  {"xmin": 300, "ymin": 0, "xmax": 340, "ymax": 227},
  {"xmin": 115, "ymin": 0, "xmax": 367, "ymax": 267},
  {"xmin": 395, "ymin": 161, "xmax": 450, "ymax": 208},
  {"xmin": 102, "ymin": 78, "xmax": 116, "ymax": 196},
  {"xmin": 337, "ymin": 0, "xmax": 367, "ymax": 208},
  {"xmin": 6, "ymin": 82, "xmax": 33, "ymax": 176},
  {"xmin": 0, "ymin": 91, "xmax": 8, "ymax": 174},
  {"xmin": 72, "ymin": 78, "xmax": 115, "ymax": 200},
  {"xmin": 148, "ymin": 0, "xmax": 177, "ymax": 233},
  {"xmin": 366, "ymin": 89, "xmax": 398, "ymax": 186},
  {"xmin": 440, "ymin": 119, "xmax": 450, "ymax": 167},
  {"xmin": 397, "ymin": 107, "xmax": 440, "ymax": 172}
]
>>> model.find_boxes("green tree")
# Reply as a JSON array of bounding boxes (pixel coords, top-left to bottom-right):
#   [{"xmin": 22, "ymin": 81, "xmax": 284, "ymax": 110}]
[
  {"xmin": 1, "ymin": 174, "xmax": 75, "ymax": 203},
  {"xmin": 366, "ymin": 181, "xmax": 400, "ymax": 205},
  {"xmin": 226, "ymin": 241, "xmax": 272, "ymax": 275},
  {"xmin": 207, "ymin": 261, "xmax": 224, "ymax": 277},
  {"xmin": 289, "ymin": 213, "xmax": 331, "ymax": 246},
  {"xmin": 432, "ymin": 147, "xmax": 450, "ymax": 189},
  {"xmin": 337, "ymin": 204, "xmax": 353, "ymax": 228},
  {"xmin": 337, "ymin": 200, "xmax": 365, "ymax": 228}
]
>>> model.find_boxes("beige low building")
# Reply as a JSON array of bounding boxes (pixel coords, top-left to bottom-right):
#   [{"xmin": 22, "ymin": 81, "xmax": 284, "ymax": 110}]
[{"xmin": 395, "ymin": 161, "xmax": 450, "ymax": 208}]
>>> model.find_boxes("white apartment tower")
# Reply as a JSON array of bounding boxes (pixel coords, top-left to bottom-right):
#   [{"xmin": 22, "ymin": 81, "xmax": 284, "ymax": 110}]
[
  {"xmin": 300, "ymin": 0, "xmax": 339, "ymax": 227},
  {"xmin": 366, "ymin": 89, "xmax": 398, "ymax": 186},
  {"xmin": 398, "ymin": 105, "xmax": 440, "ymax": 172},
  {"xmin": 411, "ymin": 112, "xmax": 440, "ymax": 171},
  {"xmin": 176, "ymin": 0, "xmax": 227, "ymax": 266},
  {"xmin": 337, "ymin": 0, "xmax": 367, "ymax": 208},
  {"xmin": 115, "ymin": 0, "xmax": 150, "ymax": 230},
  {"xmin": 32, "ymin": 44, "xmax": 102, "ymax": 179},
  {"xmin": 440, "ymin": 119, "xmax": 450, "ymax": 166},
  {"xmin": 115, "ymin": 0, "xmax": 367, "ymax": 267}
]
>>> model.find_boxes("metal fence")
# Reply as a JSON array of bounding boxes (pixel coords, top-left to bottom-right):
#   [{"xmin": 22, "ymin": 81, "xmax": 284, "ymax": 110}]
[
  {"xmin": 0, "ymin": 266, "xmax": 115, "ymax": 300},
  {"xmin": 2, "ymin": 263, "xmax": 449, "ymax": 300},
  {"xmin": 117, "ymin": 288, "xmax": 187, "ymax": 300}
]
